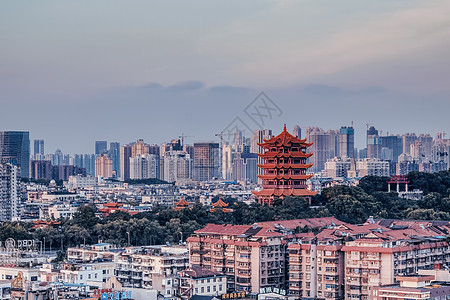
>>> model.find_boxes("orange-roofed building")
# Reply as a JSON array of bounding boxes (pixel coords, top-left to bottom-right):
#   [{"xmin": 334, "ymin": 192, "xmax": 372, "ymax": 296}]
[
  {"xmin": 253, "ymin": 125, "xmax": 317, "ymax": 205},
  {"xmin": 210, "ymin": 198, "xmax": 232, "ymax": 213},
  {"xmin": 173, "ymin": 197, "xmax": 192, "ymax": 211}
]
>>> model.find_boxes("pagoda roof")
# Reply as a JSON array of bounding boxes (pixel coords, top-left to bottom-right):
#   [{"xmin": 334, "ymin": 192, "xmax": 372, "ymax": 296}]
[
  {"xmin": 210, "ymin": 208, "xmax": 233, "ymax": 213},
  {"xmin": 258, "ymin": 151, "xmax": 313, "ymax": 158},
  {"xmin": 103, "ymin": 202, "xmax": 123, "ymax": 208},
  {"xmin": 257, "ymin": 163, "xmax": 313, "ymax": 169},
  {"xmin": 211, "ymin": 199, "xmax": 228, "ymax": 207},
  {"xmin": 252, "ymin": 188, "xmax": 318, "ymax": 197},
  {"xmin": 258, "ymin": 125, "xmax": 313, "ymax": 148},
  {"xmin": 258, "ymin": 174, "xmax": 313, "ymax": 180},
  {"xmin": 174, "ymin": 197, "xmax": 191, "ymax": 207}
]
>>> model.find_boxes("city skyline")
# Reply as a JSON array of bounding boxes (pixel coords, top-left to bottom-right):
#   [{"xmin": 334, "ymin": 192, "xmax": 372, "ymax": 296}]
[{"xmin": 2, "ymin": 1, "xmax": 450, "ymax": 153}]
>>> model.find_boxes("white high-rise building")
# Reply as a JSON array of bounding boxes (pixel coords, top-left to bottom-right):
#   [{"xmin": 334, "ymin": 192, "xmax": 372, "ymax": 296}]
[
  {"xmin": 356, "ymin": 158, "xmax": 390, "ymax": 177},
  {"xmin": 324, "ymin": 157, "xmax": 351, "ymax": 178},
  {"xmin": 250, "ymin": 129, "xmax": 272, "ymax": 184},
  {"xmin": 222, "ymin": 144, "xmax": 233, "ymax": 180},
  {"xmin": 163, "ymin": 151, "xmax": 192, "ymax": 183},
  {"xmin": 0, "ymin": 163, "xmax": 20, "ymax": 221},
  {"xmin": 130, "ymin": 154, "xmax": 159, "ymax": 179}
]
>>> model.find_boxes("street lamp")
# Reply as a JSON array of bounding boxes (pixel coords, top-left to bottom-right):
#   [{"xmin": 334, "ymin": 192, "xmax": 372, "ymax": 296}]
[{"xmin": 126, "ymin": 231, "xmax": 130, "ymax": 246}]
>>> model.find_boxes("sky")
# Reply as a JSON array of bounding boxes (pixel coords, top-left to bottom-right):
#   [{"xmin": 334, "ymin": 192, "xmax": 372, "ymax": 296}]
[{"xmin": 1, "ymin": 0, "xmax": 450, "ymax": 154}]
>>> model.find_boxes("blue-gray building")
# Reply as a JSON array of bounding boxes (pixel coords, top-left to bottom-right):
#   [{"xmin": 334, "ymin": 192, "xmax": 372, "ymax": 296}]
[{"xmin": 0, "ymin": 131, "xmax": 30, "ymax": 178}]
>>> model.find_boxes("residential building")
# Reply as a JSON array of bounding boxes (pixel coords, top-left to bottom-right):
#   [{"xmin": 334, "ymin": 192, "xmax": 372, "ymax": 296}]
[
  {"xmin": 325, "ymin": 157, "xmax": 351, "ymax": 178},
  {"xmin": 179, "ymin": 266, "xmax": 227, "ymax": 299},
  {"xmin": 29, "ymin": 160, "xmax": 52, "ymax": 180},
  {"xmin": 95, "ymin": 154, "xmax": 113, "ymax": 178},
  {"xmin": 305, "ymin": 127, "xmax": 338, "ymax": 173},
  {"xmin": 356, "ymin": 158, "xmax": 389, "ymax": 177},
  {"xmin": 372, "ymin": 275, "xmax": 450, "ymax": 300},
  {"xmin": 115, "ymin": 246, "xmax": 189, "ymax": 299},
  {"xmin": 120, "ymin": 145, "xmax": 132, "ymax": 181},
  {"xmin": 193, "ymin": 143, "xmax": 220, "ymax": 181},
  {"xmin": 0, "ymin": 163, "xmax": 20, "ymax": 221},
  {"xmin": 251, "ymin": 129, "xmax": 272, "ymax": 184},
  {"xmin": 163, "ymin": 151, "xmax": 192, "ymax": 183},
  {"xmin": 129, "ymin": 154, "xmax": 159, "ymax": 180},
  {"xmin": 132, "ymin": 139, "xmax": 149, "ymax": 157},
  {"xmin": 187, "ymin": 223, "xmax": 288, "ymax": 293}
]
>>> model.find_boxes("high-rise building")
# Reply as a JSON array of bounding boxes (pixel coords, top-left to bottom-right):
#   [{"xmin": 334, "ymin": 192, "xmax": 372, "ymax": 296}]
[
  {"xmin": 231, "ymin": 152, "xmax": 258, "ymax": 183},
  {"xmin": 222, "ymin": 144, "xmax": 233, "ymax": 180},
  {"xmin": 95, "ymin": 153, "xmax": 112, "ymax": 178},
  {"xmin": 250, "ymin": 129, "xmax": 272, "ymax": 184},
  {"xmin": 253, "ymin": 125, "xmax": 317, "ymax": 205},
  {"xmin": 129, "ymin": 154, "xmax": 159, "ymax": 180},
  {"xmin": 193, "ymin": 143, "xmax": 220, "ymax": 181},
  {"xmin": 95, "ymin": 141, "xmax": 108, "ymax": 156},
  {"xmin": 367, "ymin": 126, "xmax": 381, "ymax": 159},
  {"xmin": 163, "ymin": 151, "xmax": 192, "ymax": 183},
  {"xmin": 120, "ymin": 145, "xmax": 132, "ymax": 181},
  {"xmin": 402, "ymin": 133, "xmax": 418, "ymax": 155},
  {"xmin": 293, "ymin": 125, "xmax": 301, "ymax": 138},
  {"xmin": 132, "ymin": 139, "xmax": 149, "ymax": 157},
  {"xmin": 339, "ymin": 126, "xmax": 354, "ymax": 158},
  {"xmin": 0, "ymin": 163, "xmax": 20, "ymax": 221},
  {"xmin": 82, "ymin": 154, "xmax": 96, "ymax": 176},
  {"xmin": 33, "ymin": 139, "xmax": 44, "ymax": 159},
  {"xmin": 305, "ymin": 127, "xmax": 336, "ymax": 173},
  {"xmin": 380, "ymin": 135, "xmax": 402, "ymax": 162},
  {"xmin": 30, "ymin": 160, "xmax": 52, "ymax": 180},
  {"xmin": 109, "ymin": 142, "xmax": 120, "ymax": 176},
  {"xmin": 0, "ymin": 131, "xmax": 30, "ymax": 178}
]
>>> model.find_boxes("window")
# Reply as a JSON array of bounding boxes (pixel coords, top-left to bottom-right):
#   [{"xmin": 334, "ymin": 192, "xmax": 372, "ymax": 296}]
[
  {"xmin": 80, "ymin": 275, "xmax": 83, "ymax": 280},
  {"xmin": 207, "ymin": 286, "xmax": 211, "ymax": 293},
  {"xmin": 201, "ymin": 287, "xmax": 204, "ymax": 293},
  {"xmin": 88, "ymin": 274, "xmax": 91, "ymax": 279},
  {"xmin": 195, "ymin": 288, "xmax": 198, "ymax": 294},
  {"xmin": 213, "ymin": 286, "xmax": 216, "ymax": 292},
  {"xmin": 219, "ymin": 285, "xmax": 222, "ymax": 291}
]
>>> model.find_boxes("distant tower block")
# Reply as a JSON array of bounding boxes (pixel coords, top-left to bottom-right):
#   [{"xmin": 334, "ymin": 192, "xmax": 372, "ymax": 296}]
[{"xmin": 252, "ymin": 125, "xmax": 317, "ymax": 205}]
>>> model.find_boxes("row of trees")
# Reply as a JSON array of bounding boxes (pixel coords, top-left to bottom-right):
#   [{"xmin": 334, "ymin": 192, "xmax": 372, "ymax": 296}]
[{"xmin": 4, "ymin": 170, "xmax": 450, "ymax": 250}]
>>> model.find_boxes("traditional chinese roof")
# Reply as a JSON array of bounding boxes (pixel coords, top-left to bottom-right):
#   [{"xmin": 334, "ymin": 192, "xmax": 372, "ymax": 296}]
[
  {"xmin": 174, "ymin": 197, "xmax": 191, "ymax": 207},
  {"xmin": 211, "ymin": 198, "xmax": 228, "ymax": 207},
  {"xmin": 258, "ymin": 151, "xmax": 313, "ymax": 158},
  {"xmin": 258, "ymin": 174, "xmax": 313, "ymax": 180},
  {"xmin": 257, "ymin": 163, "xmax": 313, "ymax": 169},
  {"xmin": 252, "ymin": 188, "xmax": 318, "ymax": 197},
  {"xmin": 103, "ymin": 202, "xmax": 123, "ymax": 208},
  {"xmin": 258, "ymin": 124, "xmax": 312, "ymax": 148}
]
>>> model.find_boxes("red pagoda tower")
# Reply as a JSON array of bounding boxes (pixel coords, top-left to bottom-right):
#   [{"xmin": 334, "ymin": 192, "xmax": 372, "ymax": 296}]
[{"xmin": 252, "ymin": 125, "xmax": 317, "ymax": 205}]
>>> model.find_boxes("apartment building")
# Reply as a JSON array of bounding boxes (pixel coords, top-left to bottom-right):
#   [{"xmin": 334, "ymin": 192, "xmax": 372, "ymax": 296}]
[
  {"xmin": 115, "ymin": 245, "xmax": 189, "ymax": 299},
  {"xmin": 67, "ymin": 243, "xmax": 118, "ymax": 262},
  {"xmin": 187, "ymin": 223, "xmax": 288, "ymax": 294},
  {"xmin": 179, "ymin": 265, "xmax": 227, "ymax": 299},
  {"xmin": 372, "ymin": 274, "xmax": 450, "ymax": 300}
]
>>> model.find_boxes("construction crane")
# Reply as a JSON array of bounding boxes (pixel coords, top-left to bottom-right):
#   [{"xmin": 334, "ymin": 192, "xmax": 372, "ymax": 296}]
[{"xmin": 179, "ymin": 133, "xmax": 194, "ymax": 147}]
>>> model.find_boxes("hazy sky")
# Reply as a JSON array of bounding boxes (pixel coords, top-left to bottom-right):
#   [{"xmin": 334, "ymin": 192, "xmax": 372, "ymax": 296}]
[{"xmin": 1, "ymin": 1, "xmax": 450, "ymax": 153}]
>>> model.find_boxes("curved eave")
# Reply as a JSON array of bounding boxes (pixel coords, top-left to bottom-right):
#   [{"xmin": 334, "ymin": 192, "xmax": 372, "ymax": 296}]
[
  {"xmin": 257, "ymin": 163, "xmax": 313, "ymax": 169},
  {"xmin": 252, "ymin": 188, "xmax": 318, "ymax": 197},
  {"xmin": 258, "ymin": 174, "xmax": 313, "ymax": 180},
  {"xmin": 258, "ymin": 152, "xmax": 313, "ymax": 158}
]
